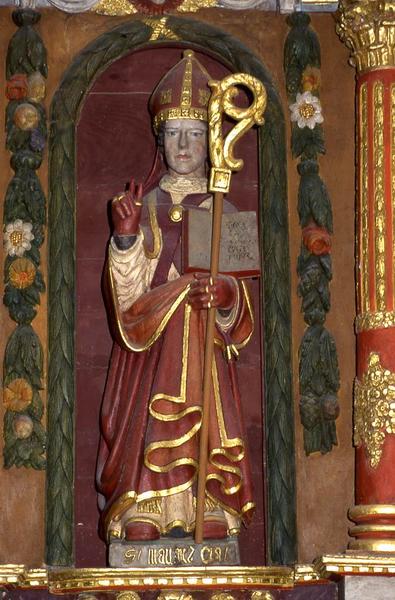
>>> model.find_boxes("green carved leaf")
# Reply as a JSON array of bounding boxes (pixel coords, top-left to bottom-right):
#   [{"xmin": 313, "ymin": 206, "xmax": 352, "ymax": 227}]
[
  {"xmin": 297, "ymin": 159, "xmax": 333, "ymax": 231},
  {"xmin": 4, "ymin": 283, "xmax": 37, "ymax": 324},
  {"xmin": 27, "ymin": 390, "xmax": 44, "ymax": 420},
  {"xmin": 291, "ymin": 123, "xmax": 325, "ymax": 159},
  {"xmin": 4, "ymin": 165, "xmax": 46, "ymax": 226},
  {"xmin": 284, "ymin": 13, "xmax": 320, "ymax": 99},
  {"xmin": 297, "ymin": 270, "xmax": 330, "ymax": 325},
  {"xmin": 6, "ymin": 10, "xmax": 47, "ymax": 79},
  {"xmin": 6, "ymin": 126, "xmax": 30, "ymax": 154}
]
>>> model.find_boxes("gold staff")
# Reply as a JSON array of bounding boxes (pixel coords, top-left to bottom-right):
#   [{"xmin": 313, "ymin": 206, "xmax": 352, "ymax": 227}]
[{"xmin": 195, "ymin": 73, "xmax": 267, "ymax": 544}]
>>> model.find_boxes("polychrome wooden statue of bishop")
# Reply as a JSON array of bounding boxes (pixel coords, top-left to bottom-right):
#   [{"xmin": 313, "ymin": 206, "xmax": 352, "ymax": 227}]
[{"xmin": 96, "ymin": 50, "xmax": 256, "ymax": 557}]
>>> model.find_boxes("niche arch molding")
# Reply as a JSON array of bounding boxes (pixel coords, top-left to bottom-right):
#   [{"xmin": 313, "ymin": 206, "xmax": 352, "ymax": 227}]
[{"xmin": 47, "ymin": 16, "xmax": 295, "ymax": 567}]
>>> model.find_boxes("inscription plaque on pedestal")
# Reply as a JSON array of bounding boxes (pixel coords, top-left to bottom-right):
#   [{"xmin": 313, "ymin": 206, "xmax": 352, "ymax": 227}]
[{"xmin": 109, "ymin": 537, "xmax": 240, "ymax": 568}]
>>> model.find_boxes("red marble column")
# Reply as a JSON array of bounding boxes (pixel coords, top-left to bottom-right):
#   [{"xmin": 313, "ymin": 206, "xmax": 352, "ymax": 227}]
[
  {"xmin": 337, "ymin": 0, "xmax": 395, "ymax": 552},
  {"xmin": 350, "ymin": 67, "xmax": 395, "ymax": 551}
]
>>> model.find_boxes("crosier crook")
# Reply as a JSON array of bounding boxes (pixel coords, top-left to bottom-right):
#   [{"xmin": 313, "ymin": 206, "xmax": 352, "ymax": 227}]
[{"xmin": 195, "ymin": 72, "xmax": 267, "ymax": 543}]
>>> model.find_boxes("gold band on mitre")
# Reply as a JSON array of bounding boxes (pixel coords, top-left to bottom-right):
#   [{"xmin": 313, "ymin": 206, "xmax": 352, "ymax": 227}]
[{"xmin": 150, "ymin": 49, "xmax": 211, "ymax": 134}]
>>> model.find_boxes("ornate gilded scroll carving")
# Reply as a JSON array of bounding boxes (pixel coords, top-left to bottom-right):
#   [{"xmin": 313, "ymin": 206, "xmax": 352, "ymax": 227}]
[
  {"xmin": 354, "ymin": 352, "xmax": 395, "ymax": 468},
  {"xmin": 2, "ymin": 8, "xmax": 47, "ymax": 469},
  {"xmin": 250, "ymin": 592, "xmax": 274, "ymax": 600},
  {"xmin": 359, "ymin": 81, "xmax": 369, "ymax": 314},
  {"xmin": 373, "ymin": 81, "xmax": 386, "ymax": 311},
  {"xmin": 94, "ymin": 0, "xmax": 216, "ymax": 15},
  {"xmin": 337, "ymin": 0, "xmax": 395, "ymax": 72},
  {"xmin": 284, "ymin": 13, "xmax": 340, "ymax": 455}
]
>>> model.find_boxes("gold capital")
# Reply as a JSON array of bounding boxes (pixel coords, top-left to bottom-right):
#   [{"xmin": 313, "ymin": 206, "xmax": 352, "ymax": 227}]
[{"xmin": 337, "ymin": 0, "xmax": 395, "ymax": 72}]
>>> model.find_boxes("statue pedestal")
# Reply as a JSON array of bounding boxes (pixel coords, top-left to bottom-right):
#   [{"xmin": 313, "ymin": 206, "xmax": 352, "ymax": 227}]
[
  {"xmin": 341, "ymin": 576, "xmax": 395, "ymax": 600},
  {"xmin": 109, "ymin": 537, "xmax": 240, "ymax": 568}
]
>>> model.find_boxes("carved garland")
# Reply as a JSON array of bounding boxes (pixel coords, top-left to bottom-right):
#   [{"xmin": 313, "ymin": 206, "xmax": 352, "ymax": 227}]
[
  {"xmin": 2, "ymin": 8, "xmax": 47, "ymax": 470},
  {"xmin": 47, "ymin": 16, "xmax": 295, "ymax": 566},
  {"xmin": 284, "ymin": 13, "xmax": 340, "ymax": 456}
]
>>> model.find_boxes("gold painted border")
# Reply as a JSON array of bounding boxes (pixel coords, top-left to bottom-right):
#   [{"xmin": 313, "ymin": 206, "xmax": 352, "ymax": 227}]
[
  {"xmin": 0, "ymin": 565, "xmax": 48, "ymax": 588},
  {"xmin": 5, "ymin": 559, "xmax": 395, "ymax": 591}
]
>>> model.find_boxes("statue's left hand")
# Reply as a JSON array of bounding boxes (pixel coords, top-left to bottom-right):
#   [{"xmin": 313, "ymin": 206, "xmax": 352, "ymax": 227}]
[{"xmin": 188, "ymin": 273, "xmax": 236, "ymax": 311}]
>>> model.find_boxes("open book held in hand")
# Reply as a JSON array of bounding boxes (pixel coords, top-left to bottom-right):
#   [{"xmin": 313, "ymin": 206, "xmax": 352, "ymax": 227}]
[{"xmin": 182, "ymin": 208, "xmax": 260, "ymax": 278}]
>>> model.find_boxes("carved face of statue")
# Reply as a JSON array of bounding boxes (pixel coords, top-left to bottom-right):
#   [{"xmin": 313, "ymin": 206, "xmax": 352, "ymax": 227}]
[{"xmin": 163, "ymin": 119, "xmax": 207, "ymax": 178}]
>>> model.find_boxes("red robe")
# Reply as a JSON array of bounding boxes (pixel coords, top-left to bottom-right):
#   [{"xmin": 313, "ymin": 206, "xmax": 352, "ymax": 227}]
[{"xmin": 96, "ymin": 188, "xmax": 255, "ymax": 539}]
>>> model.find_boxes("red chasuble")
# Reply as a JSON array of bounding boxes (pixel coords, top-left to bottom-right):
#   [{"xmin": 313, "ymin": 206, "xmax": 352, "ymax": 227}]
[{"xmin": 96, "ymin": 187, "xmax": 255, "ymax": 540}]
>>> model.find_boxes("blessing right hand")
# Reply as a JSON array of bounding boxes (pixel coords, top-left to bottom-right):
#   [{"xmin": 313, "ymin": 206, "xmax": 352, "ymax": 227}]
[{"xmin": 111, "ymin": 179, "xmax": 143, "ymax": 236}]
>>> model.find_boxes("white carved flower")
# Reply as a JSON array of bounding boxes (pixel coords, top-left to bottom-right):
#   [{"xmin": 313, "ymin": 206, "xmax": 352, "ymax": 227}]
[
  {"xmin": 289, "ymin": 91, "xmax": 324, "ymax": 129},
  {"xmin": 4, "ymin": 220, "xmax": 34, "ymax": 257}
]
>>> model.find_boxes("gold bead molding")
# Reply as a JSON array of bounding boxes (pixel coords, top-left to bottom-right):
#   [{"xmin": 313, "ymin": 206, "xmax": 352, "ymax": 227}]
[
  {"xmin": 0, "ymin": 565, "xmax": 318, "ymax": 592},
  {"xmin": 314, "ymin": 553, "xmax": 395, "ymax": 577},
  {"xmin": 337, "ymin": 0, "xmax": 395, "ymax": 72}
]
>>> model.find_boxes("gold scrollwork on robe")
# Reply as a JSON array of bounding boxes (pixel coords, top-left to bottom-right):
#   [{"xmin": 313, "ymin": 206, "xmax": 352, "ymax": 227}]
[{"xmin": 354, "ymin": 352, "xmax": 395, "ymax": 468}]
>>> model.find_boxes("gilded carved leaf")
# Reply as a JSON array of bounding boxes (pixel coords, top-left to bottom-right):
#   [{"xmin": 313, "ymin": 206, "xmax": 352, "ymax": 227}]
[{"xmin": 354, "ymin": 352, "xmax": 395, "ymax": 468}]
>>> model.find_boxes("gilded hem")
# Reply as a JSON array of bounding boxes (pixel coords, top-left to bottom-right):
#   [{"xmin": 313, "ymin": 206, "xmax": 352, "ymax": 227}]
[{"xmin": 109, "ymin": 265, "xmax": 190, "ymax": 352}]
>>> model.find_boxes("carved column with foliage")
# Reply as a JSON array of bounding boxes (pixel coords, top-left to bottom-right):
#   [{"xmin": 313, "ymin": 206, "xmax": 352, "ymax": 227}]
[
  {"xmin": 2, "ymin": 9, "xmax": 47, "ymax": 469},
  {"xmin": 337, "ymin": 0, "xmax": 395, "ymax": 552},
  {"xmin": 284, "ymin": 13, "xmax": 340, "ymax": 456}
]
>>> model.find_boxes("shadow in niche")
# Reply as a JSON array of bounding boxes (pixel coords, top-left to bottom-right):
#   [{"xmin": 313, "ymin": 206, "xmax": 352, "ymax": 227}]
[{"xmin": 75, "ymin": 45, "xmax": 264, "ymax": 567}]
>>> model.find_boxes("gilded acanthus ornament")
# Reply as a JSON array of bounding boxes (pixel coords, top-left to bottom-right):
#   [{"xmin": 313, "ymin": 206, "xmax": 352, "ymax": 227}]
[
  {"xmin": 116, "ymin": 592, "xmax": 141, "ymax": 600},
  {"xmin": 354, "ymin": 352, "xmax": 395, "ymax": 468},
  {"xmin": 93, "ymin": 0, "xmax": 216, "ymax": 15},
  {"xmin": 355, "ymin": 310, "xmax": 395, "ymax": 333},
  {"xmin": 337, "ymin": 0, "xmax": 395, "ymax": 72}
]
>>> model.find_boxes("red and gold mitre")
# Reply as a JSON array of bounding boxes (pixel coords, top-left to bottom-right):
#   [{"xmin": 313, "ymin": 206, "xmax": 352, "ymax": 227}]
[{"xmin": 149, "ymin": 49, "xmax": 211, "ymax": 134}]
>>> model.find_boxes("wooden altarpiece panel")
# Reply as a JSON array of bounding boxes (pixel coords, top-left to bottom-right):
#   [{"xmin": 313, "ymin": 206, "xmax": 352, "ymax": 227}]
[{"xmin": 46, "ymin": 17, "xmax": 295, "ymax": 569}]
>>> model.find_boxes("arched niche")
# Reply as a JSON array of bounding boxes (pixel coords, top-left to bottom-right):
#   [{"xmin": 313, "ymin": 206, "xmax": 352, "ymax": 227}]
[{"xmin": 47, "ymin": 17, "xmax": 295, "ymax": 567}]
